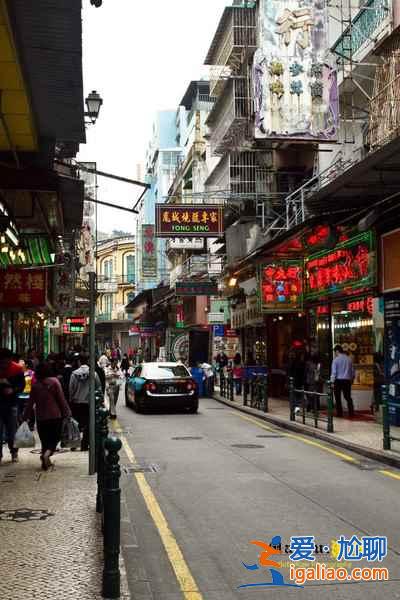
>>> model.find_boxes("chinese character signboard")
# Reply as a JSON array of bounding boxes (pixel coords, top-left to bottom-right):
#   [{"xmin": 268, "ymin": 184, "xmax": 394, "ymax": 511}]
[
  {"xmin": 53, "ymin": 253, "xmax": 75, "ymax": 315},
  {"xmin": 156, "ymin": 205, "xmax": 223, "ymax": 238},
  {"xmin": 142, "ymin": 224, "xmax": 157, "ymax": 279},
  {"xmin": 259, "ymin": 261, "xmax": 303, "ymax": 312},
  {"xmin": 78, "ymin": 162, "xmax": 97, "ymax": 276},
  {"xmin": 175, "ymin": 281, "xmax": 218, "ymax": 296},
  {"xmin": 0, "ymin": 269, "xmax": 47, "ymax": 307},
  {"xmin": 254, "ymin": 0, "xmax": 338, "ymax": 142},
  {"xmin": 63, "ymin": 317, "xmax": 86, "ymax": 334},
  {"xmin": 305, "ymin": 232, "xmax": 376, "ymax": 301}
]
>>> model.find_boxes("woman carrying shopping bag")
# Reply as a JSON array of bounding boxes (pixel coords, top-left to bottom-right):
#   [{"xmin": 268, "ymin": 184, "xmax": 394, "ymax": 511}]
[
  {"xmin": 105, "ymin": 359, "xmax": 123, "ymax": 419},
  {"xmin": 23, "ymin": 362, "xmax": 71, "ymax": 470}
]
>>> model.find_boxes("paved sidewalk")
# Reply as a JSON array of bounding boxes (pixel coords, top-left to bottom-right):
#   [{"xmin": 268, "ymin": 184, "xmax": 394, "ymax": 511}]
[
  {"xmin": 0, "ymin": 445, "xmax": 128, "ymax": 600},
  {"xmin": 214, "ymin": 390, "xmax": 400, "ymax": 468}
]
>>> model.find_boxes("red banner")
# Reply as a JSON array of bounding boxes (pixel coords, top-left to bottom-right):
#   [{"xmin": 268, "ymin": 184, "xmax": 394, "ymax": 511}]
[
  {"xmin": 0, "ymin": 269, "xmax": 47, "ymax": 307},
  {"xmin": 156, "ymin": 204, "xmax": 224, "ymax": 237}
]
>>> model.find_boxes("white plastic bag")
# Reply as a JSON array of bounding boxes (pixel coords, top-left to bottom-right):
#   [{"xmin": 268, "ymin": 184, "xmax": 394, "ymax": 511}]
[
  {"xmin": 61, "ymin": 417, "xmax": 81, "ymax": 448},
  {"xmin": 14, "ymin": 421, "xmax": 35, "ymax": 448}
]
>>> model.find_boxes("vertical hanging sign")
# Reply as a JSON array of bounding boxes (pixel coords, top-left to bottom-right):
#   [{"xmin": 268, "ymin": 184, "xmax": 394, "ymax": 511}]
[
  {"xmin": 78, "ymin": 162, "xmax": 97, "ymax": 277},
  {"xmin": 142, "ymin": 224, "xmax": 157, "ymax": 279}
]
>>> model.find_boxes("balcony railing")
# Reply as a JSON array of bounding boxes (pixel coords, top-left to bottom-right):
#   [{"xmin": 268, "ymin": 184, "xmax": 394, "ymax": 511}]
[
  {"xmin": 181, "ymin": 254, "xmax": 223, "ymax": 278},
  {"xmin": 97, "ymin": 275, "xmax": 135, "ymax": 292},
  {"xmin": 207, "ymin": 77, "xmax": 251, "ymax": 156},
  {"xmin": 206, "ymin": 6, "xmax": 257, "ymax": 97},
  {"xmin": 332, "ymin": 0, "xmax": 390, "ymax": 59},
  {"xmin": 96, "ymin": 311, "xmax": 134, "ymax": 323}
]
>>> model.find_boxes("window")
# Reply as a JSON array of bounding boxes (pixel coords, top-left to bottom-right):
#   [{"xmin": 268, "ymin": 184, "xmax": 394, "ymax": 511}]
[
  {"xmin": 104, "ymin": 294, "xmax": 113, "ymax": 318},
  {"xmin": 103, "ymin": 258, "xmax": 113, "ymax": 280},
  {"xmin": 127, "ymin": 291, "xmax": 135, "ymax": 304},
  {"xmin": 143, "ymin": 365, "xmax": 191, "ymax": 379},
  {"xmin": 124, "ymin": 254, "xmax": 135, "ymax": 284}
]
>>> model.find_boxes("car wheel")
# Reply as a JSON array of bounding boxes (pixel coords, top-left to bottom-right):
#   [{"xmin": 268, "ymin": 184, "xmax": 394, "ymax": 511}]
[{"xmin": 187, "ymin": 402, "xmax": 199, "ymax": 414}]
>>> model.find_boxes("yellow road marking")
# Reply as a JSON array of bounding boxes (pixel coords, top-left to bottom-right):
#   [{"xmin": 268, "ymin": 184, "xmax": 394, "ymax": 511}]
[
  {"xmin": 229, "ymin": 411, "xmax": 357, "ymax": 463},
  {"xmin": 379, "ymin": 470, "xmax": 400, "ymax": 481},
  {"xmin": 112, "ymin": 420, "xmax": 204, "ymax": 600}
]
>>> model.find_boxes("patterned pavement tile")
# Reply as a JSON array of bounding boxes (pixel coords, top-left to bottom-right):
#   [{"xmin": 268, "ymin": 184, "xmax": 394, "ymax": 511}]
[{"xmin": 0, "ymin": 447, "xmax": 118, "ymax": 599}]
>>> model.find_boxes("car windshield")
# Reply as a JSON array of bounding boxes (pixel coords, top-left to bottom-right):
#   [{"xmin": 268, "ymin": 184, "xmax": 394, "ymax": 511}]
[{"xmin": 143, "ymin": 365, "xmax": 191, "ymax": 379}]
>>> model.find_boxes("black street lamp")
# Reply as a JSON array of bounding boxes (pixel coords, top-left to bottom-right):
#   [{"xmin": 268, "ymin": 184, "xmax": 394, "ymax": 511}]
[{"xmin": 85, "ymin": 90, "xmax": 103, "ymax": 124}]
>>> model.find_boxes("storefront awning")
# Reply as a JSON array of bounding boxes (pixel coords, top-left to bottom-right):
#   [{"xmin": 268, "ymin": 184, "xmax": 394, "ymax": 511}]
[{"xmin": 307, "ymin": 137, "xmax": 400, "ymax": 215}]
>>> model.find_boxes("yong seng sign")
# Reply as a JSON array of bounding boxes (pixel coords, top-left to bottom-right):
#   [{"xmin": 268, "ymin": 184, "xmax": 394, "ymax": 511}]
[{"xmin": 156, "ymin": 205, "xmax": 223, "ymax": 238}]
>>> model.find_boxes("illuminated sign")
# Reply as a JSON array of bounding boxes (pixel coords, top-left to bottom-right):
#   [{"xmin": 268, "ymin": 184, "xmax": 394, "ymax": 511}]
[
  {"xmin": 63, "ymin": 317, "xmax": 86, "ymax": 334},
  {"xmin": 305, "ymin": 232, "xmax": 376, "ymax": 300},
  {"xmin": 175, "ymin": 281, "xmax": 218, "ymax": 296},
  {"xmin": 259, "ymin": 260, "xmax": 303, "ymax": 312},
  {"xmin": 156, "ymin": 205, "xmax": 224, "ymax": 238},
  {"xmin": 0, "ymin": 269, "xmax": 46, "ymax": 307},
  {"xmin": 347, "ymin": 297, "xmax": 373, "ymax": 315}
]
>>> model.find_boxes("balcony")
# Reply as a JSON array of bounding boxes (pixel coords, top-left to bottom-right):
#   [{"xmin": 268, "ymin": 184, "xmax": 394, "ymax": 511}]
[
  {"xmin": 96, "ymin": 311, "xmax": 134, "ymax": 323},
  {"xmin": 332, "ymin": 0, "xmax": 391, "ymax": 60},
  {"xmin": 181, "ymin": 254, "xmax": 223, "ymax": 278},
  {"xmin": 97, "ymin": 275, "xmax": 135, "ymax": 293},
  {"xmin": 207, "ymin": 77, "xmax": 250, "ymax": 156},
  {"xmin": 205, "ymin": 5, "xmax": 257, "ymax": 97}
]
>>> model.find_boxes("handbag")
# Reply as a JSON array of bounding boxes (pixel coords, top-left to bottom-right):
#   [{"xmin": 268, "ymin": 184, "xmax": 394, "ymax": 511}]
[
  {"xmin": 61, "ymin": 417, "xmax": 81, "ymax": 448},
  {"xmin": 14, "ymin": 421, "xmax": 35, "ymax": 448}
]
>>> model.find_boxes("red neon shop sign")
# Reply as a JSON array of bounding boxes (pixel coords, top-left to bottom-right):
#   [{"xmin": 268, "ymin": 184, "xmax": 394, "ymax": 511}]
[
  {"xmin": 260, "ymin": 260, "xmax": 303, "ymax": 312},
  {"xmin": 305, "ymin": 232, "xmax": 375, "ymax": 300}
]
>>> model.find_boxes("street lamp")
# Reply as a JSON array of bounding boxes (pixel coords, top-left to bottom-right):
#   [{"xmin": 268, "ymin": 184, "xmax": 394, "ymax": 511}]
[{"xmin": 85, "ymin": 90, "xmax": 103, "ymax": 124}]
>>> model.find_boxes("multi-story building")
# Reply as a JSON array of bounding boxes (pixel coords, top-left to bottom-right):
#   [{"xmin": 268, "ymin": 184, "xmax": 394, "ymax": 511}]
[
  {"xmin": 135, "ymin": 111, "xmax": 186, "ymax": 293},
  {"xmin": 208, "ymin": 0, "xmax": 400, "ymax": 417},
  {"xmin": 96, "ymin": 236, "xmax": 136, "ymax": 352}
]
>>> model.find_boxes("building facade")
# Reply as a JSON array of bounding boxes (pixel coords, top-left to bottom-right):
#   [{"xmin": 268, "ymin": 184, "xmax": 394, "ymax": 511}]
[{"xmin": 96, "ymin": 236, "xmax": 136, "ymax": 353}]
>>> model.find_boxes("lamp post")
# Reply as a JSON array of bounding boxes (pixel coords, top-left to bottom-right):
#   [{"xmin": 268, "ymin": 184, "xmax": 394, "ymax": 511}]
[{"xmin": 85, "ymin": 90, "xmax": 103, "ymax": 125}]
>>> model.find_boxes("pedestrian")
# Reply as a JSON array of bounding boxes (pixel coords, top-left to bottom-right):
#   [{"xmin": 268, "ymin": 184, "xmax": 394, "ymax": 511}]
[
  {"xmin": 120, "ymin": 353, "xmax": 130, "ymax": 378},
  {"xmin": 215, "ymin": 350, "xmax": 228, "ymax": 386},
  {"xmin": 95, "ymin": 358, "xmax": 106, "ymax": 395},
  {"xmin": 0, "ymin": 348, "xmax": 25, "ymax": 464},
  {"xmin": 98, "ymin": 351, "xmax": 109, "ymax": 370},
  {"xmin": 305, "ymin": 353, "xmax": 321, "ymax": 411},
  {"xmin": 69, "ymin": 353, "xmax": 102, "ymax": 451},
  {"xmin": 105, "ymin": 359, "xmax": 123, "ymax": 419},
  {"xmin": 232, "ymin": 362, "xmax": 243, "ymax": 395},
  {"xmin": 23, "ymin": 362, "xmax": 71, "ymax": 470},
  {"xmin": 331, "ymin": 345, "xmax": 355, "ymax": 417}
]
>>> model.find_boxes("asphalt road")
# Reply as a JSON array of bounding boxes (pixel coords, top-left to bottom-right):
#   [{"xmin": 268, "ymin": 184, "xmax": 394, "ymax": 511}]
[{"xmin": 115, "ymin": 392, "xmax": 400, "ymax": 600}]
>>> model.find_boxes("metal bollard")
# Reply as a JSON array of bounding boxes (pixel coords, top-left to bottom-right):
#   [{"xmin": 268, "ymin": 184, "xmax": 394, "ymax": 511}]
[
  {"xmin": 289, "ymin": 377, "xmax": 295, "ymax": 421},
  {"xmin": 229, "ymin": 374, "xmax": 234, "ymax": 402},
  {"xmin": 96, "ymin": 406, "xmax": 109, "ymax": 514},
  {"xmin": 382, "ymin": 385, "xmax": 391, "ymax": 450},
  {"xmin": 301, "ymin": 389, "xmax": 306, "ymax": 425},
  {"xmin": 263, "ymin": 377, "xmax": 268, "ymax": 413},
  {"xmin": 326, "ymin": 382, "xmax": 334, "ymax": 433},
  {"xmin": 102, "ymin": 436, "xmax": 122, "ymax": 599},
  {"xmin": 243, "ymin": 379, "xmax": 248, "ymax": 406}
]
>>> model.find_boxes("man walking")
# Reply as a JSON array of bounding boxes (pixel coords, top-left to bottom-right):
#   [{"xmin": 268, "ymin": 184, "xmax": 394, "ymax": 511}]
[
  {"xmin": 331, "ymin": 345, "xmax": 355, "ymax": 417},
  {"xmin": 69, "ymin": 353, "xmax": 101, "ymax": 451},
  {"xmin": 0, "ymin": 348, "xmax": 25, "ymax": 463}
]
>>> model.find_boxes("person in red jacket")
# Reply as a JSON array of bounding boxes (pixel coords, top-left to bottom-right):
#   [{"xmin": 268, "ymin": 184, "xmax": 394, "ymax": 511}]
[
  {"xmin": 24, "ymin": 362, "xmax": 71, "ymax": 470},
  {"xmin": 0, "ymin": 348, "xmax": 25, "ymax": 464}
]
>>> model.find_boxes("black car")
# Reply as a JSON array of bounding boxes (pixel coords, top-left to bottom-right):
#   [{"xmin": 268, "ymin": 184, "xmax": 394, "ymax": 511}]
[{"xmin": 125, "ymin": 362, "xmax": 199, "ymax": 413}]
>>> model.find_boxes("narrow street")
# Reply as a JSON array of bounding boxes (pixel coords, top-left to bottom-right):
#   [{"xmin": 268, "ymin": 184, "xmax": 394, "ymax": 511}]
[{"xmin": 116, "ymin": 394, "xmax": 400, "ymax": 600}]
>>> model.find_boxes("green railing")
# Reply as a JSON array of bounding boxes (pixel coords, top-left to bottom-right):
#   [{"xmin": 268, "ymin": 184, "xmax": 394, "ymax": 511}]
[
  {"xmin": 332, "ymin": 0, "xmax": 390, "ymax": 59},
  {"xmin": 289, "ymin": 377, "xmax": 334, "ymax": 433}
]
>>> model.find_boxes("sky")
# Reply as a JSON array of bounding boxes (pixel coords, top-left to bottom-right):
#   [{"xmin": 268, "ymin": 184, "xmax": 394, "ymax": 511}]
[{"xmin": 78, "ymin": 0, "xmax": 228, "ymax": 234}]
